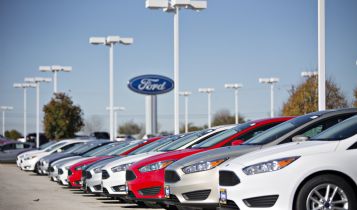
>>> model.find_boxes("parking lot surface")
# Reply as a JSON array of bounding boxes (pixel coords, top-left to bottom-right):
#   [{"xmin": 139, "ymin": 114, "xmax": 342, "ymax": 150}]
[{"xmin": 0, "ymin": 164, "xmax": 161, "ymax": 210}]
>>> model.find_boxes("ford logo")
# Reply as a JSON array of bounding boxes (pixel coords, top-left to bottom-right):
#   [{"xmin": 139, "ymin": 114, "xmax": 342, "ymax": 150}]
[{"xmin": 128, "ymin": 74, "xmax": 174, "ymax": 95}]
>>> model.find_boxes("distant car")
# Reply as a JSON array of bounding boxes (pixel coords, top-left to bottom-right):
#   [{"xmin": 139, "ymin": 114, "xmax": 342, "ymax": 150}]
[
  {"xmin": 26, "ymin": 133, "xmax": 49, "ymax": 146},
  {"xmin": 218, "ymin": 115, "xmax": 357, "ymax": 210},
  {"xmin": 116, "ymin": 134, "xmax": 136, "ymax": 141},
  {"xmin": 90, "ymin": 132, "xmax": 110, "ymax": 140},
  {"xmin": 0, "ymin": 141, "xmax": 35, "ymax": 163}
]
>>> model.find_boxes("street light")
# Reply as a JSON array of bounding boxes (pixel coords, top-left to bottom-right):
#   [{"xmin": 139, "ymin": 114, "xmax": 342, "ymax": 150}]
[
  {"xmin": 1, "ymin": 106, "xmax": 13, "ymax": 136},
  {"xmin": 13, "ymin": 83, "xmax": 37, "ymax": 139},
  {"xmin": 107, "ymin": 106, "xmax": 126, "ymax": 139},
  {"xmin": 24, "ymin": 77, "xmax": 51, "ymax": 148},
  {"xmin": 90, "ymin": 35, "xmax": 133, "ymax": 141},
  {"xmin": 301, "ymin": 71, "xmax": 318, "ymax": 78},
  {"xmin": 198, "ymin": 88, "xmax": 214, "ymax": 128},
  {"xmin": 39, "ymin": 65, "xmax": 72, "ymax": 93},
  {"xmin": 179, "ymin": 91, "xmax": 192, "ymax": 133},
  {"xmin": 224, "ymin": 83, "xmax": 243, "ymax": 124},
  {"xmin": 259, "ymin": 77, "xmax": 279, "ymax": 118},
  {"xmin": 146, "ymin": 0, "xmax": 207, "ymax": 134}
]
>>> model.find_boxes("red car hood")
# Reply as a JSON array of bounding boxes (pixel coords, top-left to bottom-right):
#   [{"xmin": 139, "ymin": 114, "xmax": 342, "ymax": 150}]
[{"xmin": 130, "ymin": 149, "xmax": 206, "ymax": 169}]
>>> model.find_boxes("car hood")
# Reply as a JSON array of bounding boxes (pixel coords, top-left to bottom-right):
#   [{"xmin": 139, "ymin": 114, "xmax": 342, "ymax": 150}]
[
  {"xmin": 104, "ymin": 151, "xmax": 164, "ymax": 169},
  {"xmin": 70, "ymin": 156, "xmax": 112, "ymax": 169},
  {"xmin": 87, "ymin": 156, "xmax": 123, "ymax": 171},
  {"xmin": 53, "ymin": 156, "xmax": 84, "ymax": 167},
  {"xmin": 167, "ymin": 145, "xmax": 261, "ymax": 170},
  {"xmin": 230, "ymin": 141, "xmax": 339, "ymax": 167},
  {"xmin": 42, "ymin": 152, "xmax": 73, "ymax": 163}
]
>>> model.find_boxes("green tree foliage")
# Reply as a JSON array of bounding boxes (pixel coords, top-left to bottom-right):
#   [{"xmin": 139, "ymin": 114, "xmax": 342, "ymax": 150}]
[
  {"xmin": 212, "ymin": 109, "xmax": 245, "ymax": 126},
  {"xmin": 354, "ymin": 87, "xmax": 357, "ymax": 108},
  {"xmin": 282, "ymin": 76, "xmax": 348, "ymax": 116},
  {"xmin": 118, "ymin": 121, "xmax": 143, "ymax": 135},
  {"xmin": 43, "ymin": 93, "xmax": 84, "ymax": 140},
  {"xmin": 5, "ymin": 129, "xmax": 22, "ymax": 140},
  {"xmin": 179, "ymin": 123, "xmax": 206, "ymax": 133}
]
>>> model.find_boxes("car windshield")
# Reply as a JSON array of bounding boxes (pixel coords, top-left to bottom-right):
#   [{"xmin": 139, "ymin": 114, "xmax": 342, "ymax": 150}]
[
  {"xmin": 128, "ymin": 135, "xmax": 184, "ymax": 155},
  {"xmin": 72, "ymin": 142, "xmax": 106, "ymax": 155},
  {"xmin": 106, "ymin": 141, "xmax": 142, "ymax": 156},
  {"xmin": 310, "ymin": 116, "xmax": 357, "ymax": 141},
  {"xmin": 39, "ymin": 141, "xmax": 56, "ymax": 150},
  {"xmin": 159, "ymin": 129, "xmax": 216, "ymax": 151},
  {"xmin": 63, "ymin": 143, "xmax": 84, "ymax": 153},
  {"xmin": 194, "ymin": 122, "xmax": 255, "ymax": 148},
  {"xmin": 82, "ymin": 143, "xmax": 119, "ymax": 157},
  {"xmin": 244, "ymin": 114, "xmax": 320, "ymax": 145},
  {"xmin": 44, "ymin": 142, "xmax": 67, "ymax": 152}
]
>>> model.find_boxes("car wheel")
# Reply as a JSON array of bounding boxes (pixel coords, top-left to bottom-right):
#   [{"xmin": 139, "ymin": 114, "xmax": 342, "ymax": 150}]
[{"xmin": 295, "ymin": 174, "xmax": 357, "ymax": 210}]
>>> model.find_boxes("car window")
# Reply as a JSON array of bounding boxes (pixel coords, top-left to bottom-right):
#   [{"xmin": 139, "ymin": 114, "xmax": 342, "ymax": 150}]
[
  {"xmin": 2, "ymin": 143, "xmax": 15, "ymax": 150},
  {"xmin": 15, "ymin": 143, "xmax": 25, "ymax": 149}
]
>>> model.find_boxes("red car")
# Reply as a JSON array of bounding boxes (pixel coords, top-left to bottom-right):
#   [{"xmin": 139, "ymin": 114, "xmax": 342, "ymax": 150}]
[
  {"xmin": 126, "ymin": 117, "xmax": 293, "ymax": 203},
  {"xmin": 67, "ymin": 137, "xmax": 161, "ymax": 188}
]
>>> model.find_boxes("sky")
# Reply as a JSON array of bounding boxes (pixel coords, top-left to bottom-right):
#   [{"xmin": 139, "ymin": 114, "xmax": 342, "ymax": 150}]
[{"xmin": 0, "ymin": 0, "xmax": 357, "ymax": 135}]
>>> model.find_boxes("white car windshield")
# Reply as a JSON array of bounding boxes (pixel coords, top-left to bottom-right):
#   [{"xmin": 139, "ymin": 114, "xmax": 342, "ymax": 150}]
[{"xmin": 44, "ymin": 142, "xmax": 66, "ymax": 152}]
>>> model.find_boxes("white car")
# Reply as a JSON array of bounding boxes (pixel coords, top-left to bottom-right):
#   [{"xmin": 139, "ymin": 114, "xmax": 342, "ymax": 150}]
[
  {"xmin": 19, "ymin": 139, "xmax": 87, "ymax": 171},
  {"xmin": 218, "ymin": 115, "xmax": 357, "ymax": 210},
  {"xmin": 101, "ymin": 125, "xmax": 235, "ymax": 198},
  {"xmin": 16, "ymin": 141, "xmax": 56, "ymax": 167}
]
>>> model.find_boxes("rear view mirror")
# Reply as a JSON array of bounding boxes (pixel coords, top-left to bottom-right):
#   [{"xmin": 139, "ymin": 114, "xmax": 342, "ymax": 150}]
[
  {"xmin": 231, "ymin": 139, "xmax": 244, "ymax": 146},
  {"xmin": 292, "ymin": 135, "xmax": 309, "ymax": 143}
]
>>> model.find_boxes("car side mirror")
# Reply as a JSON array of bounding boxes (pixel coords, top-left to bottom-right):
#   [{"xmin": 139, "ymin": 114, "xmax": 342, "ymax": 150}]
[
  {"xmin": 231, "ymin": 139, "xmax": 244, "ymax": 146},
  {"xmin": 292, "ymin": 135, "xmax": 309, "ymax": 143}
]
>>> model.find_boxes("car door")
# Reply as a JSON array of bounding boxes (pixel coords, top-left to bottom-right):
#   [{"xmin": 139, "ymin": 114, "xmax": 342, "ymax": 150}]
[{"xmin": 0, "ymin": 143, "xmax": 16, "ymax": 162}]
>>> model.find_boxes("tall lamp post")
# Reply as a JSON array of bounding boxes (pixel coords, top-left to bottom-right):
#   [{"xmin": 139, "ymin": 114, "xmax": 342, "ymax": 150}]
[
  {"xmin": 39, "ymin": 65, "xmax": 72, "ymax": 93},
  {"xmin": 259, "ymin": 77, "xmax": 279, "ymax": 118},
  {"xmin": 146, "ymin": 0, "xmax": 207, "ymax": 134},
  {"xmin": 24, "ymin": 77, "xmax": 51, "ymax": 148},
  {"xmin": 179, "ymin": 91, "xmax": 192, "ymax": 133},
  {"xmin": 1, "ymin": 106, "xmax": 13, "ymax": 136},
  {"xmin": 90, "ymin": 36, "xmax": 133, "ymax": 141},
  {"xmin": 198, "ymin": 88, "xmax": 214, "ymax": 128},
  {"xmin": 318, "ymin": 0, "xmax": 326, "ymax": 111},
  {"xmin": 107, "ymin": 106, "xmax": 126, "ymax": 139},
  {"xmin": 224, "ymin": 83, "xmax": 243, "ymax": 124},
  {"xmin": 13, "ymin": 83, "xmax": 37, "ymax": 139}
]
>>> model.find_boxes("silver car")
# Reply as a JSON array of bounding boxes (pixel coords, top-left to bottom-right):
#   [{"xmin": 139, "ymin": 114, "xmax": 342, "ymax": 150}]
[{"xmin": 164, "ymin": 108, "xmax": 357, "ymax": 209}]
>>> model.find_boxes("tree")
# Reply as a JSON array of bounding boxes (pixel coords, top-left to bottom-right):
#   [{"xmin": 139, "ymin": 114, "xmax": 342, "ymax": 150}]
[
  {"xmin": 118, "ymin": 121, "xmax": 143, "ymax": 135},
  {"xmin": 179, "ymin": 123, "xmax": 206, "ymax": 133},
  {"xmin": 43, "ymin": 93, "xmax": 84, "ymax": 140},
  {"xmin": 82, "ymin": 115, "xmax": 104, "ymax": 134},
  {"xmin": 5, "ymin": 129, "xmax": 22, "ymax": 140},
  {"xmin": 211, "ymin": 109, "xmax": 245, "ymax": 126},
  {"xmin": 354, "ymin": 87, "xmax": 357, "ymax": 108},
  {"xmin": 282, "ymin": 77, "xmax": 348, "ymax": 116}
]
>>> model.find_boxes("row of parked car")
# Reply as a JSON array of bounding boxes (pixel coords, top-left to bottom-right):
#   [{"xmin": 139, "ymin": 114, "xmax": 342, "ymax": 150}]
[{"xmin": 16, "ymin": 108, "xmax": 357, "ymax": 210}]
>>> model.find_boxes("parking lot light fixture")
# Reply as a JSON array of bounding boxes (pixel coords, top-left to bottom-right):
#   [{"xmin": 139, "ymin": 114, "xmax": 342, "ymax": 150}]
[
  {"xmin": 198, "ymin": 88, "xmax": 214, "ymax": 128},
  {"xmin": 301, "ymin": 71, "xmax": 318, "ymax": 78},
  {"xmin": 1, "ymin": 106, "xmax": 13, "ymax": 136},
  {"xmin": 259, "ymin": 77, "xmax": 279, "ymax": 118},
  {"xmin": 179, "ymin": 91, "xmax": 192, "ymax": 133},
  {"xmin": 90, "ymin": 36, "xmax": 133, "ymax": 141},
  {"xmin": 39, "ymin": 65, "xmax": 72, "ymax": 93},
  {"xmin": 13, "ymin": 83, "xmax": 37, "ymax": 139},
  {"xmin": 146, "ymin": 0, "xmax": 207, "ymax": 134},
  {"xmin": 224, "ymin": 83, "xmax": 243, "ymax": 124},
  {"xmin": 24, "ymin": 77, "xmax": 51, "ymax": 148}
]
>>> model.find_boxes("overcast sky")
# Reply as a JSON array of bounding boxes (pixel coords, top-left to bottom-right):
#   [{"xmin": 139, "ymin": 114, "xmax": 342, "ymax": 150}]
[{"xmin": 1, "ymin": 0, "xmax": 356, "ymax": 135}]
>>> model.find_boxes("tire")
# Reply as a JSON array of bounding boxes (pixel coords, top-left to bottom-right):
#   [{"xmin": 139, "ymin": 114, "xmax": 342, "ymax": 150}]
[{"xmin": 295, "ymin": 174, "xmax": 357, "ymax": 210}]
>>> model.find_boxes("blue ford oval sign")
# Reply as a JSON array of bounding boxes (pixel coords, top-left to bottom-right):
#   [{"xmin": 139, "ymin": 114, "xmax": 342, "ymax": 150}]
[{"xmin": 128, "ymin": 75, "xmax": 174, "ymax": 95}]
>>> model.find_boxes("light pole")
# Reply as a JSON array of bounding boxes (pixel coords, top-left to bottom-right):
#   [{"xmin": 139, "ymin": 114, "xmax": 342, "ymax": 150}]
[
  {"xmin": 13, "ymin": 83, "xmax": 37, "ymax": 139},
  {"xmin": 224, "ymin": 83, "xmax": 243, "ymax": 124},
  {"xmin": 179, "ymin": 91, "xmax": 192, "ymax": 133},
  {"xmin": 198, "ymin": 88, "xmax": 214, "ymax": 128},
  {"xmin": 259, "ymin": 77, "xmax": 279, "ymax": 118},
  {"xmin": 90, "ymin": 36, "xmax": 133, "ymax": 141},
  {"xmin": 318, "ymin": 0, "xmax": 326, "ymax": 111},
  {"xmin": 1, "ymin": 106, "xmax": 13, "ymax": 136},
  {"xmin": 39, "ymin": 65, "xmax": 72, "ymax": 93},
  {"xmin": 108, "ymin": 106, "xmax": 126, "ymax": 139},
  {"xmin": 24, "ymin": 77, "xmax": 51, "ymax": 148},
  {"xmin": 146, "ymin": 0, "xmax": 207, "ymax": 134}
]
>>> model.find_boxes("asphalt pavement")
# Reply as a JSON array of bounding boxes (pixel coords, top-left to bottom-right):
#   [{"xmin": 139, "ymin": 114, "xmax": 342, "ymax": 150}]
[{"xmin": 0, "ymin": 164, "xmax": 161, "ymax": 210}]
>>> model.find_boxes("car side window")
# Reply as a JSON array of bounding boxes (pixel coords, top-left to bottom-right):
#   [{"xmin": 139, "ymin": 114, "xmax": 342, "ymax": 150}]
[
  {"xmin": 15, "ymin": 143, "xmax": 25, "ymax": 149},
  {"xmin": 2, "ymin": 143, "xmax": 15, "ymax": 151}
]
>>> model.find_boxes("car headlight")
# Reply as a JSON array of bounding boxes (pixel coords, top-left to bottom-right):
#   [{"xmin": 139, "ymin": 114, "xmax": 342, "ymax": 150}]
[
  {"xmin": 111, "ymin": 163, "xmax": 133, "ymax": 173},
  {"xmin": 93, "ymin": 167, "xmax": 103, "ymax": 174},
  {"xmin": 139, "ymin": 160, "xmax": 174, "ymax": 173},
  {"xmin": 24, "ymin": 155, "xmax": 37, "ymax": 160},
  {"xmin": 182, "ymin": 158, "xmax": 229, "ymax": 174},
  {"xmin": 75, "ymin": 165, "xmax": 86, "ymax": 171},
  {"xmin": 242, "ymin": 156, "xmax": 300, "ymax": 176}
]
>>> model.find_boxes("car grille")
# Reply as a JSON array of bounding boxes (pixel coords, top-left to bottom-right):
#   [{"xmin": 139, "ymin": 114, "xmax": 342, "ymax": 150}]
[
  {"xmin": 165, "ymin": 170, "xmax": 180, "ymax": 183},
  {"xmin": 219, "ymin": 171, "xmax": 240, "ymax": 186},
  {"xmin": 182, "ymin": 190, "xmax": 211, "ymax": 201},
  {"xmin": 85, "ymin": 171, "xmax": 92, "ymax": 179},
  {"xmin": 112, "ymin": 185, "xmax": 126, "ymax": 192},
  {"xmin": 58, "ymin": 169, "xmax": 64, "ymax": 175},
  {"xmin": 126, "ymin": 170, "xmax": 136, "ymax": 181},
  {"xmin": 102, "ymin": 170, "xmax": 110, "ymax": 179},
  {"xmin": 243, "ymin": 195, "xmax": 279, "ymax": 208},
  {"xmin": 49, "ymin": 166, "xmax": 54, "ymax": 172},
  {"xmin": 138, "ymin": 186, "xmax": 161, "ymax": 196},
  {"xmin": 220, "ymin": 200, "xmax": 240, "ymax": 210},
  {"xmin": 68, "ymin": 169, "xmax": 72, "ymax": 176},
  {"xmin": 94, "ymin": 184, "xmax": 102, "ymax": 191}
]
